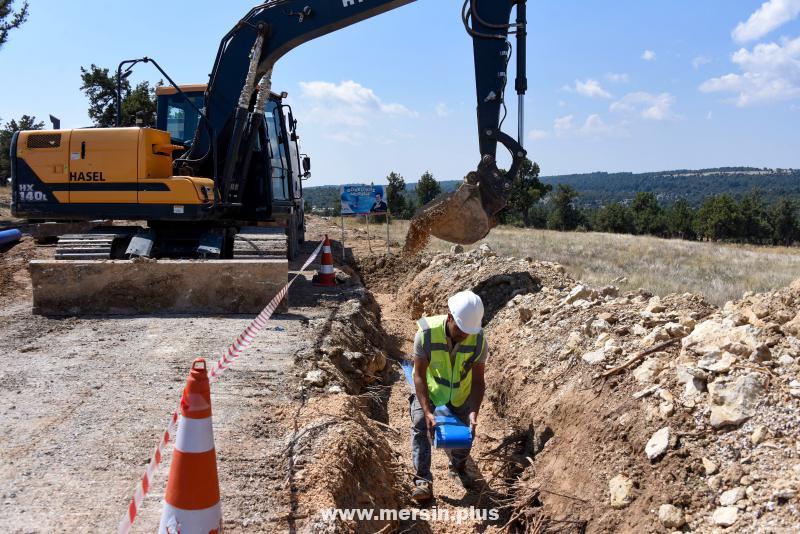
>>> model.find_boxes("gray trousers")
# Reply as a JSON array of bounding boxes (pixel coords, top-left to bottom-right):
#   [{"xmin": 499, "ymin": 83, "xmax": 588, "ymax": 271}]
[{"xmin": 409, "ymin": 393, "xmax": 471, "ymax": 486}]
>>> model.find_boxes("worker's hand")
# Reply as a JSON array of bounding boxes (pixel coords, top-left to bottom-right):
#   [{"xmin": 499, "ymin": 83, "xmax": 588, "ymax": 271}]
[
  {"xmin": 424, "ymin": 411, "xmax": 437, "ymax": 442},
  {"xmin": 468, "ymin": 411, "xmax": 478, "ymax": 435}
]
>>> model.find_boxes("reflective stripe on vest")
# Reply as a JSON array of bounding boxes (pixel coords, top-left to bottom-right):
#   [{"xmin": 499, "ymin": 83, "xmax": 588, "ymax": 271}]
[{"xmin": 415, "ymin": 315, "xmax": 484, "ymax": 408}]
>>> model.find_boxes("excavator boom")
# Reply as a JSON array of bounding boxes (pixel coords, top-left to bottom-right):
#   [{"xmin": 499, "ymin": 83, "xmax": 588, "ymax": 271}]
[{"xmin": 180, "ymin": 0, "xmax": 527, "ymax": 246}]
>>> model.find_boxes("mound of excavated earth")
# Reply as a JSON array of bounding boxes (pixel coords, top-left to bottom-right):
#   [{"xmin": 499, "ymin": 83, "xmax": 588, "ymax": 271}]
[{"xmin": 358, "ymin": 244, "xmax": 800, "ymax": 532}]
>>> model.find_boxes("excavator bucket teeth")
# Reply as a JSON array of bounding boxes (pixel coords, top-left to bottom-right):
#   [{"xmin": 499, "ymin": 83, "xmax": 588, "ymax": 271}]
[{"xmin": 405, "ymin": 183, "xmax": 495, "ymax": 253}]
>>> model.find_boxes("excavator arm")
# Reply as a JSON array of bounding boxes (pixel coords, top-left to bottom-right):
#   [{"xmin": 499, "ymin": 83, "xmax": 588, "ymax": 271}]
[{"xmin": 181, "ymin": 0, "xmax": 528, "ymax": 245}]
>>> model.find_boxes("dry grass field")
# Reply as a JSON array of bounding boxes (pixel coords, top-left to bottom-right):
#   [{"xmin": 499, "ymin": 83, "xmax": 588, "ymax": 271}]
[{"xmin": 345, "ymin": 217, "xmax": 800, "ymax": 306}]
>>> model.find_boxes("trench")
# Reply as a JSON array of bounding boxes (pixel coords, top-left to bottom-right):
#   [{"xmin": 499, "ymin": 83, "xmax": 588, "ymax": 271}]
[{"xmin": 319, "ymin": 247, "xmax": 577, "ymax": 534}]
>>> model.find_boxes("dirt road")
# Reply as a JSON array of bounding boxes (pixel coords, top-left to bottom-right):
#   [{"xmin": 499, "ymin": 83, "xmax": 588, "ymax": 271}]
[{"xmin": 0, "ymin": 222, "xmax": 361, "ymax": 532}]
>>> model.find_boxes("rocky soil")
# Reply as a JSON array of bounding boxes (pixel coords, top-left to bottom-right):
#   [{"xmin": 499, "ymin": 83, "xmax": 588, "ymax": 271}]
[{"xmin": 354, "ymin": 242, "xmax": 800, "ymax": 533}]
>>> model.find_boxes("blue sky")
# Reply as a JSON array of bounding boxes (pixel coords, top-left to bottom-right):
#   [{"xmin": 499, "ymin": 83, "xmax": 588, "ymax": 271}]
[{"xmin": 1, "ymin": 0, "xmax": 799, "ymax": 185}]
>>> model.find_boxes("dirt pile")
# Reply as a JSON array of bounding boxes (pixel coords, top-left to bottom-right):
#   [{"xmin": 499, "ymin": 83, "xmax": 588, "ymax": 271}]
[{"xmin": 362, "ymin": 242, "xmax": 800, "ymax": 532}]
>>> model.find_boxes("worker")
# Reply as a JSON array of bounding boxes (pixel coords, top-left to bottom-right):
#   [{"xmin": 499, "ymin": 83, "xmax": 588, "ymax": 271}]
[{"xmin": 409, "ymin": 290, "xmax": 488, "ymax": 502}]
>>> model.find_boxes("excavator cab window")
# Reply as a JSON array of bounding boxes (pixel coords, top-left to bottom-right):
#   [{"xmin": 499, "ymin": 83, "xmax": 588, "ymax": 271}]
[
  {"xmin": 264, "ymin": 100, "xmax": 289, "ymax": 201},
  {"xmin": 157, "ymin": 92, "xmax": 204, "ymax": 146}
]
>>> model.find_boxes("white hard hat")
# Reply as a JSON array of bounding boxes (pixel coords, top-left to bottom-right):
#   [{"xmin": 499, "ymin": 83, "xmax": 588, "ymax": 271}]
[{"xmin": 447, "ymin": 291, "xmax": 484, "ymax": 335}]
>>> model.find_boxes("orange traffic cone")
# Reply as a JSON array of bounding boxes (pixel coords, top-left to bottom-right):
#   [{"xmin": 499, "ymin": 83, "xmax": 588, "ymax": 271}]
[
  {"xmin": 313, "ymin": 234, "xmax": 337, "ymax": 287},
  {"xmin": 159, "ymin": 359, "xmax": 223, "ymax": 534}
]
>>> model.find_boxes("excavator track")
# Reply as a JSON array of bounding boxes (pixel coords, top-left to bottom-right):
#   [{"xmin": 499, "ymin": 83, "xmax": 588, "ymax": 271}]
[
  {"xmin": 54, "ymin": 233, "xmax": 122, "ymax": 260},
  {"xmin": 232, "ymin": 227, "xmax": 288, "ymax": 259}
]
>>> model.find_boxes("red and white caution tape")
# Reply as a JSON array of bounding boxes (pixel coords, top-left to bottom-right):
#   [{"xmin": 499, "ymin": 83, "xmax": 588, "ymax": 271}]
[{"xmin": 118, "ymin": 238, "xmax": 325, "ymax": 534}]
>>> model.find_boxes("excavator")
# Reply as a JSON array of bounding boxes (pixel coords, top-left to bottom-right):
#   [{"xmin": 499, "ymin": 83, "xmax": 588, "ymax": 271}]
[{"xmin": 10, "ymin": 0, "xmax": 528, "ymax": 314}]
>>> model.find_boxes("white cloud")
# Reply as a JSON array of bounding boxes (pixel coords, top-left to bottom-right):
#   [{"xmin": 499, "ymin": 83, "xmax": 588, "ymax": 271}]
[
  {"xmin": 707, "ymin": 111, "xmax": 713, "ymax": 120},
  {"xmin": 543, "ymin": 114, "xmax": 619, "ymax": 138},
  {"xmin": 699, "ymin": 36, "xmax": 800, "ymax": 106},
  {"xmin": 579, "ymin": 114, "xmax": 612, "ymax": 136},
  {"xmin": 298, "ymin": 80, "xmax": 415, "ymax": 143},
  {"xmin": 299, "ymin": 80, "xmax": 415, "ymax": 117},
  {"xmin": 435, "ymin": 102, "xmax": 451, "ymax": 117},
  {"xmin": 554, "ymin": 115, "xmax": 574, "ymax": 136},
  {"xmin": 611, "ymin": 92, "xmax": 678, "ymax": 120},
  {"xmin": 693, "ymin": 56, "xmax": 712, "ymax": 69},
  {"xmin": 732, "ymin": 0, "xmax": 800, "ymax": 43},
  {"xmin": 529, "ymin": 129, "xmax": 550, "ymax": 140},
  {"xmin": 563, "ymin": 78, "xmax": 612, "ymax": 99},
  {"xmin": 558, "ymin": 100, "xmax": 568, "ymax": 108},
  {"xmin": 642, "ymin": 50, "xmax": 657, "ymax": 61},
  {"xmin": 605, "ymin": 72, "xmax": 630, "ymax": 83}
]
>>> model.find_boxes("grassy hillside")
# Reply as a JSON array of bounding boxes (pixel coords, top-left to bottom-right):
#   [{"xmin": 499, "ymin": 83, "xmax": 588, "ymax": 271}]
[
  {"xmin": 306, "ymin": 167, "xmax": 800, "ymax": 211},
  {"xmin": 540, "ymin": 167, "xmax": 800, "ymax": 207},
  {"xmin": 345, "ymin": 217, "xmax": 800, "ymax": 306}
]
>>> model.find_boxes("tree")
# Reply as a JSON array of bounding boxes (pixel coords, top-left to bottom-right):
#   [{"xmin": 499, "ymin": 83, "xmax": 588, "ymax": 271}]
[
  {"xmin": 593, "ymin": 202, "xmax": 634, "ymax": 234},
  {"xmin": 80, "ymin": 64, "xmax": 157, "ymax": 127},
  {"xmin": 739, "ymin": 189, "xmax": 771, "ymax": 244},
  {"xmin": 416, "ymin": 171, "xmax": 441, "ymax": 206},
  {"xmin": 501, "ymin": 158, "xmax": 550, "ymax": 226},
  {"xmin": 770, "ymin": 199, "xmax": 799, "ymax": 246},
  {"xmin": 547, "ymin": 184, "xmax": 581, "ymax": 231},
  {"xmin": 666, "ymin": 198, "xmax": 697, "ymax": 240},
  {"xmin": 630, "ymin": 192, "xmax": 666, "ymax": 236},
  {"xmin": 0, "ymin": 115, "xmax": 44, "ymax": 179},
  {"xmin": 385, "ymin": 172, "xmax": 408, "ymax": 218},
  {"xmin": 0, "ymin": 0, "xmax": 28, "ymax": 49},
  {"xmin": 695, "ymin": 194, "xmax": 743, "ymax": 241}
]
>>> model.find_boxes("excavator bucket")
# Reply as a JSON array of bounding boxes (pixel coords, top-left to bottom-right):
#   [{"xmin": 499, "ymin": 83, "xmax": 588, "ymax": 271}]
[{"xmin": 404, "ymin": 182, "xmax": 496, "ymax": 255}]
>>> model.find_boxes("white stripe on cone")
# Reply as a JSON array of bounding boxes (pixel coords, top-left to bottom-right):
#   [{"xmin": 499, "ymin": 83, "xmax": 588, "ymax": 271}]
[
  {"xmin": 159, "ymin": 502, "xmax": 222, "ymax": 534},
  {"xmin": 323, "ymin": 246, "xmax": 332, "ymax": 253},
  {"xmin": 320, "ymin": 265, "xmax": 334, "ymax": 274},
  {"xmin": 175, "ymin": 417, "xmax": 215, "ymax": 454}
]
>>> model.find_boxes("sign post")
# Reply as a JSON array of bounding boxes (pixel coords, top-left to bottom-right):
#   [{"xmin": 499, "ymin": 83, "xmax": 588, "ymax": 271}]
[{"xmin": 340, "ymin": 184, "xmax": 388, "ymax": 255}]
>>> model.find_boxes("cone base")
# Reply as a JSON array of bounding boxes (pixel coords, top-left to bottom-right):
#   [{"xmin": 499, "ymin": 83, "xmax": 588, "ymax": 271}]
[{"xmin": 159, "ymin": 501, "xmax": 222, "ymax": 533}]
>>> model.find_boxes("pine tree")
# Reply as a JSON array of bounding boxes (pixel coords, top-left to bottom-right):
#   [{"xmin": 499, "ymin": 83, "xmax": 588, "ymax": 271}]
[
  {"xmin": 385, "ymin": 172, "xmax": 408, "ymax": 218},
  {"xmin": 80, "ymin": 65, "xmax": 158, "ymax": 127},
  {"xmin": 416, "ymin": 171, "xmax": 441, "ymax": 206},
  {"xmin": 501, "ymin": 158, "xmax": 550, "ymax": 226},
  {"xmin": 695, "ymin": 194, "xmax": 743, "ymax": 241},
  {"xmin": 547, "ymin": 184, "xmax": 581, "ymax": 231},
  {"xmin": 666, "ymin": 199, "xmax": 697, "ymax": 240},
  {"xmin": 739, "ymin": 189, "xmax": 771, "ymax": 244},
  {"xmin": 0, "ymin": 0, "xmax": 28, "ymax": 49},
  {"xmin": 593, "ymin": 202, "xmax": 634, "ymax": 234},
  {"xmin": 630, "ymin": 192, "xmax": 666, "ymax": 236},
  {"xmin": 0, "ymin": 115, "xmax": 44, "ymax": 178},
  {"xmin": 770, "ymin": 199, "xmax": 799, "ymax": 246}
]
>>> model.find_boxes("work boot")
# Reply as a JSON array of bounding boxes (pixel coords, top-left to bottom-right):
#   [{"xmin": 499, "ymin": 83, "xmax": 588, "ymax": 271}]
[
  {"xmin": 411, "ymin": 481, "xmax": 433, "ymax": 503},
  {"xmin": 448, "ymin": 466, "xmax": 474, "ymax": 489}
]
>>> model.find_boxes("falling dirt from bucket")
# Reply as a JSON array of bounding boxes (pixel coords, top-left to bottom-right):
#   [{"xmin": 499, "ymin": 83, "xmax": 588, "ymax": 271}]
[{"xmin": 402, "ymin": 183, "xmax": 494, "ymax": 255}]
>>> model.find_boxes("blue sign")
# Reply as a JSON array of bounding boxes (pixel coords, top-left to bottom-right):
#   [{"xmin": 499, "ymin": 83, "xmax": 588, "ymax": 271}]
[{"xmin": 340, "ymin": 184, "xmax": 387, "ymax": 215}]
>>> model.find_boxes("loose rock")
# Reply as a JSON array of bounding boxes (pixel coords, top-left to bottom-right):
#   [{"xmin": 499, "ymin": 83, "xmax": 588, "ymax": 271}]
[
  {"xmin": 645, "ymin": 427, "xmax": 670, "ymax": 460},
  {"xmin": 712, "ymin": 506, "xmax": 739, "ymax": 527},
  {"xmin": 658, "ymin": 504, "xmax": 685, "ymax": 528}
]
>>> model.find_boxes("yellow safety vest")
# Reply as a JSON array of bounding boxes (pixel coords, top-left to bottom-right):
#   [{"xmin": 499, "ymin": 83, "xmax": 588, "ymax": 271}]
[{"xmin": 415, "ymin": 315, "xmax": 484, "ymax": 408}]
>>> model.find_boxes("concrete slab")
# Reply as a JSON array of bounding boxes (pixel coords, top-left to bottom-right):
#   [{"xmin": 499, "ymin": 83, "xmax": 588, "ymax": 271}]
[{"xmin": 29, "ymin": 259, "xmax": 289, "ymax": 315}]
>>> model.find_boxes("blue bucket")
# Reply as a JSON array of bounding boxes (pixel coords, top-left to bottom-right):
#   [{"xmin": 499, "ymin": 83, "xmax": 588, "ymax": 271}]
[{"xmin": 401, "ymin": 360, "xmax": 473, "ymax": 449}]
